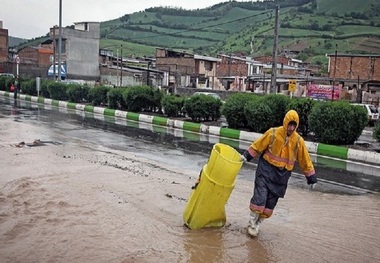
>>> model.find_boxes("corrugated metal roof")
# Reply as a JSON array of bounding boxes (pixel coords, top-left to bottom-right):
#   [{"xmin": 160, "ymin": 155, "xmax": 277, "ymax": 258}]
[
  {"xmin": 326, "ymin": 53, "xmax": 380, "ymax": 57},
  {"xmin": 194, "ymin": 54, "xmax": 221, "ymax": 62}
]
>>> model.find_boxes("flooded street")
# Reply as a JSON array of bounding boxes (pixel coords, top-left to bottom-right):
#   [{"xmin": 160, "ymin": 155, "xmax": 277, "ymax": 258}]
[{"xmin": 0, "ymin": 100, "xmax": 380, "ymax": 262}]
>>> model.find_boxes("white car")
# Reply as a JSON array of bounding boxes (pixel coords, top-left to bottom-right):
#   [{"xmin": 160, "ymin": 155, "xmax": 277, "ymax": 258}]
[
  {"xmin": 192, "ymin": 92, "xmax": 222, "ymax": 101},
  {"xmin": 0, "ymin": 73, "xmax": 15, "ymax": 78},
  {"xmin": 352, "ymin": 103, "xmax": 379, "ymax": 126}
]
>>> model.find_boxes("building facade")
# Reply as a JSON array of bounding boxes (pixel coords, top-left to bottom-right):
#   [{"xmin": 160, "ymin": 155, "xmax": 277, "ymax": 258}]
[
  {"xmin": 155, "ymin": 48, "xmax": 221, "ymax": 89},
  {"xmin": 50, "ymin": 22, "xmax": 100, "ymax": 81},
  {"xmin": 327, "ymin": 54, "xmax": 380, "ymax": 82},
  {"xmin": 0, "ymin": 21, "xmax": 9, "ymax": 73}
]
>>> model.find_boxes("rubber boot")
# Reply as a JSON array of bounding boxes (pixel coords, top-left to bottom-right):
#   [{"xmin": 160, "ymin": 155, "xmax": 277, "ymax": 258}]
[{"xmin": 247, "ymin": 211, "xmax": 261, "ymax": 237}]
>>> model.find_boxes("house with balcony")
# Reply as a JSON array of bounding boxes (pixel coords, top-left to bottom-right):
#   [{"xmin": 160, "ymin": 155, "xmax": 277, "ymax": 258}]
[
  {"xmin": 155, "ymin": 48, "xmax": 221, "ymax": 90},
  {"xmin": 216, "ymin": 54, "xmax": 264, "ymax": 91}
]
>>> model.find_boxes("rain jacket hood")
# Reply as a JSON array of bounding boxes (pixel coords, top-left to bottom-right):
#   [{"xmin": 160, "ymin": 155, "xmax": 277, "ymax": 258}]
[{"xmin": 283, "ymin": 110, "xmax": 299, "ymax": 130}]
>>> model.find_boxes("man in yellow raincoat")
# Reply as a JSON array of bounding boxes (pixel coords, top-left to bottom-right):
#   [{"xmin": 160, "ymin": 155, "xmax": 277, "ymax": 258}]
[{"xmin": 241, "ymin": 109, "xmax": 317, "ymax": 237}]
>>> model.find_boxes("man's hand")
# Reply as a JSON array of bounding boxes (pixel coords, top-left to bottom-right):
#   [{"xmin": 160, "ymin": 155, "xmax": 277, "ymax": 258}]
[
  {"xmin": 240, "ymin": 154, "xmax": 247, "ymax": 162},
  {"xmin": 306, "ymin": 174, "xmax": 317, "ymax": 185}
]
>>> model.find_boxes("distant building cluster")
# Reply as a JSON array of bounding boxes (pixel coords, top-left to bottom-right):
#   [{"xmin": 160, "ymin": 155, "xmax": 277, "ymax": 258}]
[{"xmin": 0, "ymin": 20, "xmax": 379, "ymax": 106}]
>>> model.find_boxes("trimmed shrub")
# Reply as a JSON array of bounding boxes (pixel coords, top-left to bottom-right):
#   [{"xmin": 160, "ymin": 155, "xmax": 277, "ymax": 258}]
[
  {"xmin": 40, "ymin": 79, "xmax": 53, "ymax": 98},
  {"xmin": 123, "ymin": 86, "xmax": 156, "ymax": 112},
  {"xmin": 0, "ymin": 76, "xmax": 15, "ymax": 91},
  {"xmin": 47, "ymin": 82, "xmax": 68, "ymax": 101},
  {"xmin": 244, "ymin": 99, "xmax": 273, "ymax": 133},
  {"xmin": 260, "ymin": 94, "xmax": 291, "ymax": 128},
  {"xmin": 221, "ymin": 92, "xmax": 259, "ymax": 129},
  {"xmin": 108, "ymin": 88, "xmax": 128, "ymax": 110},
  {"xmin": 184, "ymin": 94, "xmax": 222, "ymax": 122},
  {"xmin": 161, "ymin": 95, "xmax": 185, "ymax": 117},
  {"xmin": 66, "ymin": 84, "xmax": 90, "ymax": 103},
  {"xmin": 88, "ymin": 86, "xmax": 110, "ymax": 106},
  {"xmin": 309, "ymin": 101, "xmax": 367, "ymax": 145},
  {"xmin": 19, "ymin": 79, "xmax": 38, "ymax": 96}
]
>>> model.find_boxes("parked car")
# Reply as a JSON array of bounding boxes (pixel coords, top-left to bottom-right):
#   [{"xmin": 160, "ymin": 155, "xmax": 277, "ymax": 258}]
[
  {"xmin": 192, "ymin": 92, "xmax": 223, "ymax": 101},
  {"xmin": 352, "ymin": 103, "xmax": 379, "ymax": 126},
  {"xmin": 0, "ymin": 73, "xmax": 15, "ymax": 78}
]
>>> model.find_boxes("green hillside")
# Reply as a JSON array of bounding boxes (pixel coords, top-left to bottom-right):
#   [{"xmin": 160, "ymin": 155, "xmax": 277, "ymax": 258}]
[
  {"xmin": 317, "ymin": 0, "xmax": 378, "ymax": 14},
  {"xmin": 14, "ymin": 0, "xmax": 380, "ymax": 68},
  {"xmin": 98, "ymin": 0, "xmax": 380, "ymax": 64}
]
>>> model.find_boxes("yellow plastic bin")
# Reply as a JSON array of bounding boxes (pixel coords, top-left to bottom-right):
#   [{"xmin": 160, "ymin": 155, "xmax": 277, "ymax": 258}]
[{"xmin": 183, "ymin": 143, "xmax": 243, "ymax": 229}]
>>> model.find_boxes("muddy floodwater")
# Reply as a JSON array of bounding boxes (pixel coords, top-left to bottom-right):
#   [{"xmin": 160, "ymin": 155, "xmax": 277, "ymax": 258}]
[{"xmin": 1, "ymin": 116, "xmax": 379, "ymax": 263}]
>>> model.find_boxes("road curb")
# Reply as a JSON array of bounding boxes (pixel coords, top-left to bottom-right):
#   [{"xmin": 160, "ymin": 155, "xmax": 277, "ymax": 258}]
[{"xmin": 2, "ymin": 91, "xmax": 379, "ymax": 165}]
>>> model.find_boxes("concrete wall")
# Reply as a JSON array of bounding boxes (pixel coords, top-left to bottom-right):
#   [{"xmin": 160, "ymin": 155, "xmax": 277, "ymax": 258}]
[
  {"xmin": 50, "ymin": 22, "xmax": 100, "ymax": 81},
  {"xmin": 66, "ymin": 36, "xmax": 100, "ymax": 80}
]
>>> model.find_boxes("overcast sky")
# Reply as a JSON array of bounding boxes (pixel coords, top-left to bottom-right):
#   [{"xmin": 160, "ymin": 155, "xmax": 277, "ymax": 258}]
[{"xmin": 0, "ymin": 0, "xmax": 235, "ymax": 39}]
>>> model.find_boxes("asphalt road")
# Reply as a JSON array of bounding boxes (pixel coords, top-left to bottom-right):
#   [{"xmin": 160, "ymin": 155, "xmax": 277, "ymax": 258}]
[{"xmin": 1, "ymin": 97, "xmax": 379, "ymax": 194}]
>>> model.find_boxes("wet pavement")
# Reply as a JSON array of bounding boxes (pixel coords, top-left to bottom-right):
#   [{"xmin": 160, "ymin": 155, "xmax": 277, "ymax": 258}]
[{"xmin": 0, "ymin": 97, "xmax": 380, "ymax": 262}]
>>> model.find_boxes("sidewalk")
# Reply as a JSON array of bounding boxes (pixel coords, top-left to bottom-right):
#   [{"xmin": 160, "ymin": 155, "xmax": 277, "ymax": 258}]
[{"xmin": 1, "ymin": 91, "xmax": 379, "ymax": 165}]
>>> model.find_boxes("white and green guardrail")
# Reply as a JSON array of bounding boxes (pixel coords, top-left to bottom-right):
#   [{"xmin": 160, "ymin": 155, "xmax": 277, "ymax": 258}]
[{"xmin": 2, "ymin": 91, "xmax": 380, "ymax": 166}]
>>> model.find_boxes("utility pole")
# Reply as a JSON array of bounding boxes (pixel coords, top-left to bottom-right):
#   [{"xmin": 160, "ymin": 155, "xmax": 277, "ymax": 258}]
[
  {"xmin": 116, "ymin": 49, "xmax": 119, "ymax": 86},
  {"xmin": 147, "ymin": 61, "xmax": 151, "ymax": 86},
  {"xmin": 332, "ymin": 43, "xmax": 337, "ymax": 101},
  {"xmin": 270, "ymin": 5, "xmax": 279, "ymax": 93},
  {"xmin": 53, "ymin": 26, "xmax": 56, "ymax": 80},
  {"xmin": 120, "ymin": 44, "xmax": 123, "ymax": 86},
  {"xmin": 58, "ymin": 0, "xmax": 62, "ymax": 81}
]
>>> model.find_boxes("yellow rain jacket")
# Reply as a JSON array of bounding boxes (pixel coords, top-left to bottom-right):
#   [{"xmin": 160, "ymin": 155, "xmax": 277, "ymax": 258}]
[{"xmin": 247, "ymin": 110, "xmax": 315, "ymax": 176}]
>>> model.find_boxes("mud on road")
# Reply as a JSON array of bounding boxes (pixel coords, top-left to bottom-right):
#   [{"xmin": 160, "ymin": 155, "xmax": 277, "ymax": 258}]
[{"xmin": 0, "ymin": 117, "xmax": 379, "ymax": 263}]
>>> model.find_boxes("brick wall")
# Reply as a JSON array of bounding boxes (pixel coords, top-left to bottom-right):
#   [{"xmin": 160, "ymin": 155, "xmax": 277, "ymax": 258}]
[
  {"xmin": 156, "ymin": 57, "xmax": 195, "ymax": 75},
  {"xmin": 0, "ymin": 28, "xmax": 8, "ymax": 63},
  {"xmin": 329, "ymin": 56, "xmax": 380, "ymax": 81},
  {"xmin": 254, "ymin": 55, "xmax": 290, "ymax": 65},
  {"xmin": 217, "ymin": 56, "xmax": 248, "ymax": 77},
  {"xmin": 18, "ymin": 47, "xmax": 52, "ymax": 67}
]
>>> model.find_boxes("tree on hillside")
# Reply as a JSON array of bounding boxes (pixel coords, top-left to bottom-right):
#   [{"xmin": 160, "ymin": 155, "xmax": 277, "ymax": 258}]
[{"xmin": 120, "ymin": 15, "xmax": 130, "ymax": 24}]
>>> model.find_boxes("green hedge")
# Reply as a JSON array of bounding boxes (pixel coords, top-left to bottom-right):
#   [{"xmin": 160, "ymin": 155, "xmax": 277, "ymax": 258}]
[
  {"xmin": 309, "ymin": 101, "xmax": 367, "ymax": 145},
  {"xmin": 66, "ymin": 84, "xmax": 90, "ymax": 103},
  {"xmin": 245, "ymin": 99, "xmax": 273, "ymax": 133},
  {"xmin": 0, "ymin": 76, "xmax": 15, "ymax": 91},
  {"xmin": 88, "ymin": 86, "xmax": 110, "ymax": 106},
  {"xmin": 123, "ymin": 86, "xmax": 158, "ymax": 112},
  {"xmin": 184, "ymin": 94, "xmax": 222, "ymax": 122},
  {"xmin": 107, "ymin": 88, "xmax": 128, "ymax": 110},
  {"xmin": 161, "ymin": 95, "xmax": 185, "ymax": 117},
  {"xmin": 47, "ymin": 82, "xmax": 68, "ymax": 101},
  {"xmin": 221, "ymin": 92, "xmax": 259, "ymax": 129}
]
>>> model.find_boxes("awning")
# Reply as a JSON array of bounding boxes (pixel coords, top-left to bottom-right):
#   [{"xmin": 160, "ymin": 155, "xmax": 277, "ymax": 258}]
[{"xmin": 48, "ymin": 64, "xmax": 66, "ymax": 77}]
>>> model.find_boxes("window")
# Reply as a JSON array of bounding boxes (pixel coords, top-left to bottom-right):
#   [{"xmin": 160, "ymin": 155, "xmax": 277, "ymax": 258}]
[{"xmin": 204, "ymin": 61, "xmax": 213, "ymax": 71}]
